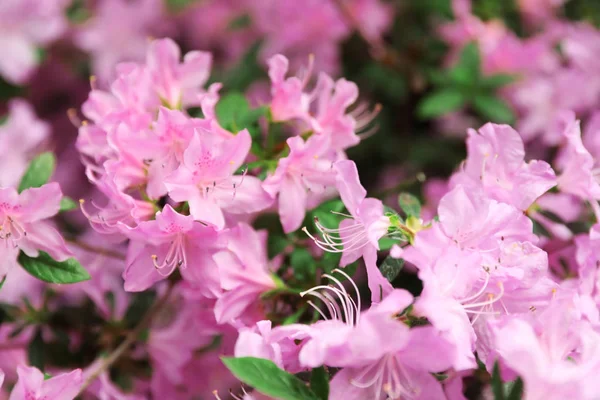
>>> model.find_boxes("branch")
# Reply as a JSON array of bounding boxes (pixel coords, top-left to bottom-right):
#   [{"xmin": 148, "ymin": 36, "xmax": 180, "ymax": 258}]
[
  {"xmin": 67, "ymin": 239, "xmax": 126, "ymax": 261},
  {"xmin": 77, "ymin": 283, "xmax": 175, "ymax": 394}
]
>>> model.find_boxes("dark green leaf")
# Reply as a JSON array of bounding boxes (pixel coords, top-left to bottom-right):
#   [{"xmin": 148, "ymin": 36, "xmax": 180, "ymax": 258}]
[
  {"xmin": 537, "ymin": 209, "xmax": 564, "ymax": 224},
  {"xmin": 380, "ymin": 256, "xmax": 404, "ymax": 282},
  {"xmin": 18, "ymin": 251, "xmax": 90, "ymax": 284},
  {"xmin": 28, "ymin": 329, "xmax": 45, "ymax": 370},
  {"xmin": 125, "ymin": 291, "xmax": 157, "ymax": 328},
  {"xmin": 216, "ymin": 93, "xmax": 250, "ymax": 132},
  {"xmin": 222, "ymin": 357, "xmax": 319, "ymax": 400},
  {"xmin": 472, "ymin": 95, "xmax": 515, "ymax": 124},
  {"xmin": 290, "ymin": 248, "xmax": 316, "ymax": 281},
  {"xmin": 398, "ymin": 192, "xmax": 421, "ymax": 218},
  {"xmin": 506, "ymin": 377, "xmax": 524, "ymax": 400},
  {"xmin": 532, "ymin": 220, "xmax": 551, "ymax": 238},
  {"xmin": 456, "ymin": 42, "xmax": 481, "ymax": 80},
  {"xmin": 228, "ymin": 13, "xmax": 251, "ymax": 30},
  {"xmin": 59, "ymin": 197, "xmax": 78, "ymax": 212},
  {"xmin": 310, "ymin": 367, "xmax": 329, "ymax": 400},
  {"xmin": 482, "ymin": 73, "xmax": 516, "ymax": 89},
  {"xmin": 18, "ymin": 152, "xmax": 56, "ymax": 193},
  {"xmin": 491, "ymin": 362, "xmax": 505, "ymax": 400},
  {"xmin": 0, "ymin": 276, "xmax": 5, "ymax": 291},
  {"xmin": 268, "ymin": 235, "xmax": 289, "ymax": 259},
  {"xmin": 417, "ymin": 89, "xmax": 466, "ymax": 119},
  {"xmin": 165, "ymin": 0, "xmax": 199, "ymax": 12},
  {"xmin": 378, "ymin": 237, "xmax": 398, "ymax": 251}
]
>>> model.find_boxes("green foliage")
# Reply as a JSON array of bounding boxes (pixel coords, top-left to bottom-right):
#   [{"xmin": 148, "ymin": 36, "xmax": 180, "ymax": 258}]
[
  {"xmin": 215, "ymin": 92, "xmax": 268, "ymax": 156},
  {"xmin": 290, "ymin": 248, "xmax": 316, "ymax": 281},
  {"xmin": 222, "ymin": 357, "xmax": 319, "ymax": 400},
  {"xmin": 28, "ymin": 329, "xmax": 46, "ymax": 370},
  {"xmin": 472, "ymin": 94, "xmax": 515, "ymax": 124},
  {"xmin": 418, "ymin": 42, "xmax": 516, "ymax": 123},
  {"xmin": 59, "ymin": 197, "xmax": 78, "ymax": 212},
  {"xmin": 18, "ymin": 251, "xmax": 90, "ymax": 284},
  {"xmin": 310, "ymin": 367, "xmax": 330, "ymax": 400},
  {"xmin": 398, "ymin": 192, "xmax": 422, "ymax": 218},
  {"xmin": 165, "ymin": 0, "xmax": 199, "ymax": 13},
  {"xmin": 380, "ymin": 256, "xmax": 405, "ymax": 282},
  {"xmin": 18, "ymin": 152, "xmax": 56, "ymax": 193},
  {"xmin": 491, "ymin": 361, "xmax": 524, "ymax": 400},
  {"xmin": 418, "ymin": 89, "xmax": 466, "ymax": 119}
]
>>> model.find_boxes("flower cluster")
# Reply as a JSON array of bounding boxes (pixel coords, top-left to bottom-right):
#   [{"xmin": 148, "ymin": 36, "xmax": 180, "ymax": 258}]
[{"xmin": 3, "ymin": 1, "xmax": 600, "ymax": 399}]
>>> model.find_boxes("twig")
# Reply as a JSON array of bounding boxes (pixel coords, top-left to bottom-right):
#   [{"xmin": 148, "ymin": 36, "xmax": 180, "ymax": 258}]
[
  {"xmin": 373, "ymin": 172, "xmax": 426, "ymax": 199},
  {"xmin": 67, "ymin": 239, "xmax": 126, "ymax": 261},
  {"xmin": 77, "ymin": 283, "xmax": 175, "ymax": 394}
]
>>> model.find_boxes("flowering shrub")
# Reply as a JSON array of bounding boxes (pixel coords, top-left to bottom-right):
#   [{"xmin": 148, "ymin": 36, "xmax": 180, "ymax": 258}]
[{"xmin": 2, "ymin": 0, "xmax": 600, "ymax": 399}]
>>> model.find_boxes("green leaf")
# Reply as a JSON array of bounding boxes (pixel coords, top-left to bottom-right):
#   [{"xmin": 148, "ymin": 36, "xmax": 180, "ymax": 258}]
[
  {"xmin": 455, "ymin": 42, "xmax": 481, "ymax": 82},
  {"xmin": 378, "ymin": 237, "xmax": 398, "ymax": 251},
  {"xmin": 491, "ymin": 362, "xmax": 505, "ymax": 400},
  {"xmin": 379, "ymin": 256, "xmax": 404, "ymax": 282},
  {"xmin": 216, "ymin": 93, "xmax": 250, "ymax": 131},
  {"xmin": 506, "ymin": 377, "xmax": 524, "ymax": 400},
  {"xmin": 472, "ymin": 95, "xmax": 515, "ymax": 124},
  {"xmin": 482, "ymin": 73, "xmax": 516, "ymax": 89},
  {"xmin": 28, "ymin": 329, "xmax": 45, "ymax": 370},
  {"xmin": 165, "ymin": 0, "xmax": 199, "ymax": 12},
  {"xmin": 0, "ymin": 276, "xmax": 6, "ymax": 291},
  {"xmin": 222, "ymin": 357, "xmax": 319, "ymax": 400},
  {"xmin": 290, "ymin": 248, "xmax": 316, "ymax": 281},
  {"xmin": 18, "ymin": 152, "xmax": 56, "ymax": 193},
  {"xmin": 398, "ymin": 192, "xmax": 421, "ymax": 218},
  {"xmin": 59, "ymin": 197, "xmax": 78, "ymax": 212},
  {"xmin": 18, "ymin": 251, "xmax": 90, "ymax": 284},
  {"xmin": 310, "ymin": 367, "xmax": 329, "ymax": 400},
  {"xmin": 418, "ymin": 89, "xmax": 466, "ymax": 119}
]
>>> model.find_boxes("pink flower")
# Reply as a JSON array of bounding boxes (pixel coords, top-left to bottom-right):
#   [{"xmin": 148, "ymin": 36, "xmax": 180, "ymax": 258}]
[
  {"xmin": 145, "ymin": 38, "xmax": 212, "ymax": 109},
  {"xmin": 305, "ymin": 159, "xmax": 392, "ymax": 303},
  {"xmin": 122, "ymin": 205, "xmax": 223, "ymax": 293},
  {"xmin": 267, "ymin": 54, "xmax": 377, "ymax": 151},
  {"xmin": 297, "ymin": 283, "xmax": 455, "ymax": 400},
  {"xmin": 165, "ymin": 130, "xmax": 272, "ymax": 230},
  {"xmin": 490, "ymin": 298, "xmax": 600, "ymax": 400},
  {"xmin": 249, "ymin": 0, "xmax": 349, "ymax": 74},
  {"xmin": 263, "ymin": 135, "xmax": 339, "ymax": 233},
  {"xmin": 0, "ymin": 0, "xmax": 69, "ymax": 84},
  {"xmin": 555, "ymin": 114, "xmax": 600, "ymax": 208},
  {"xmin": 9, "ymin": 365, "xmax": 82, "ymax": 400},
  {"xmin": 450, "ymin": 123, "xmax": 556, "ymax": 210},
  {"xmin": 0, "ymin": 99, "xmax": 50, "ymax": 188},
  {"xmin": 234, "ymin": 320, "xmax": 311, "ymax": 373},
  {"xmin": 213, "ymin": 223, "xmax": 278, "ymax": 325},
  {"xmin": 74, "ymin": 0, "xmax": 172, "ymax": 84},
  {"xmin": 0, "ymin": 183, "xmax": 72, "ymax": 278}
]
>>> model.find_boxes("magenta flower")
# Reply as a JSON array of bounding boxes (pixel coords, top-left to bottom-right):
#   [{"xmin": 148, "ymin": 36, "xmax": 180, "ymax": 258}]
[
  {"xmin": 304, "ymin": 159, "xmax": 393, "ymax": 302},
  {"xmin": 450, "ymin": 123, "xmax": 556, "ymax": 210},
  {"xmin": 213, "ymin": 223, "xmax": 278, "ymax": 325},
  {"xmin": 263, "ymin": 135, "xmax": 339, "ymax": 233},
  {"xmin": 9, "ymin": 365, "xmax": 82, "ymax": 400},
  {"xmin": 122, "ymin": 205, "xmax": 223, "ymax": 293},
  {"xmin": 165, "ymin": 130, "xmax": 272, "ymax": 230},
  {"xmin": 0, "ymin": 183, "xmax": 72, "ymax": 278}
]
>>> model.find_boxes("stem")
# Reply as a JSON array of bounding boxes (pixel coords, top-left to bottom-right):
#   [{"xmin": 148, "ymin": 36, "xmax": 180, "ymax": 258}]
[
  {"xmin": 67, "ymin": 239, "xmax": 126, "ymax": 261},
  {"xmin": 373, "ymin": 172, "xmax": 426, "ymax": 199},
  {"xmin": 77, "ymin": 283, "xmax": 175, "ymax": 395}
]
